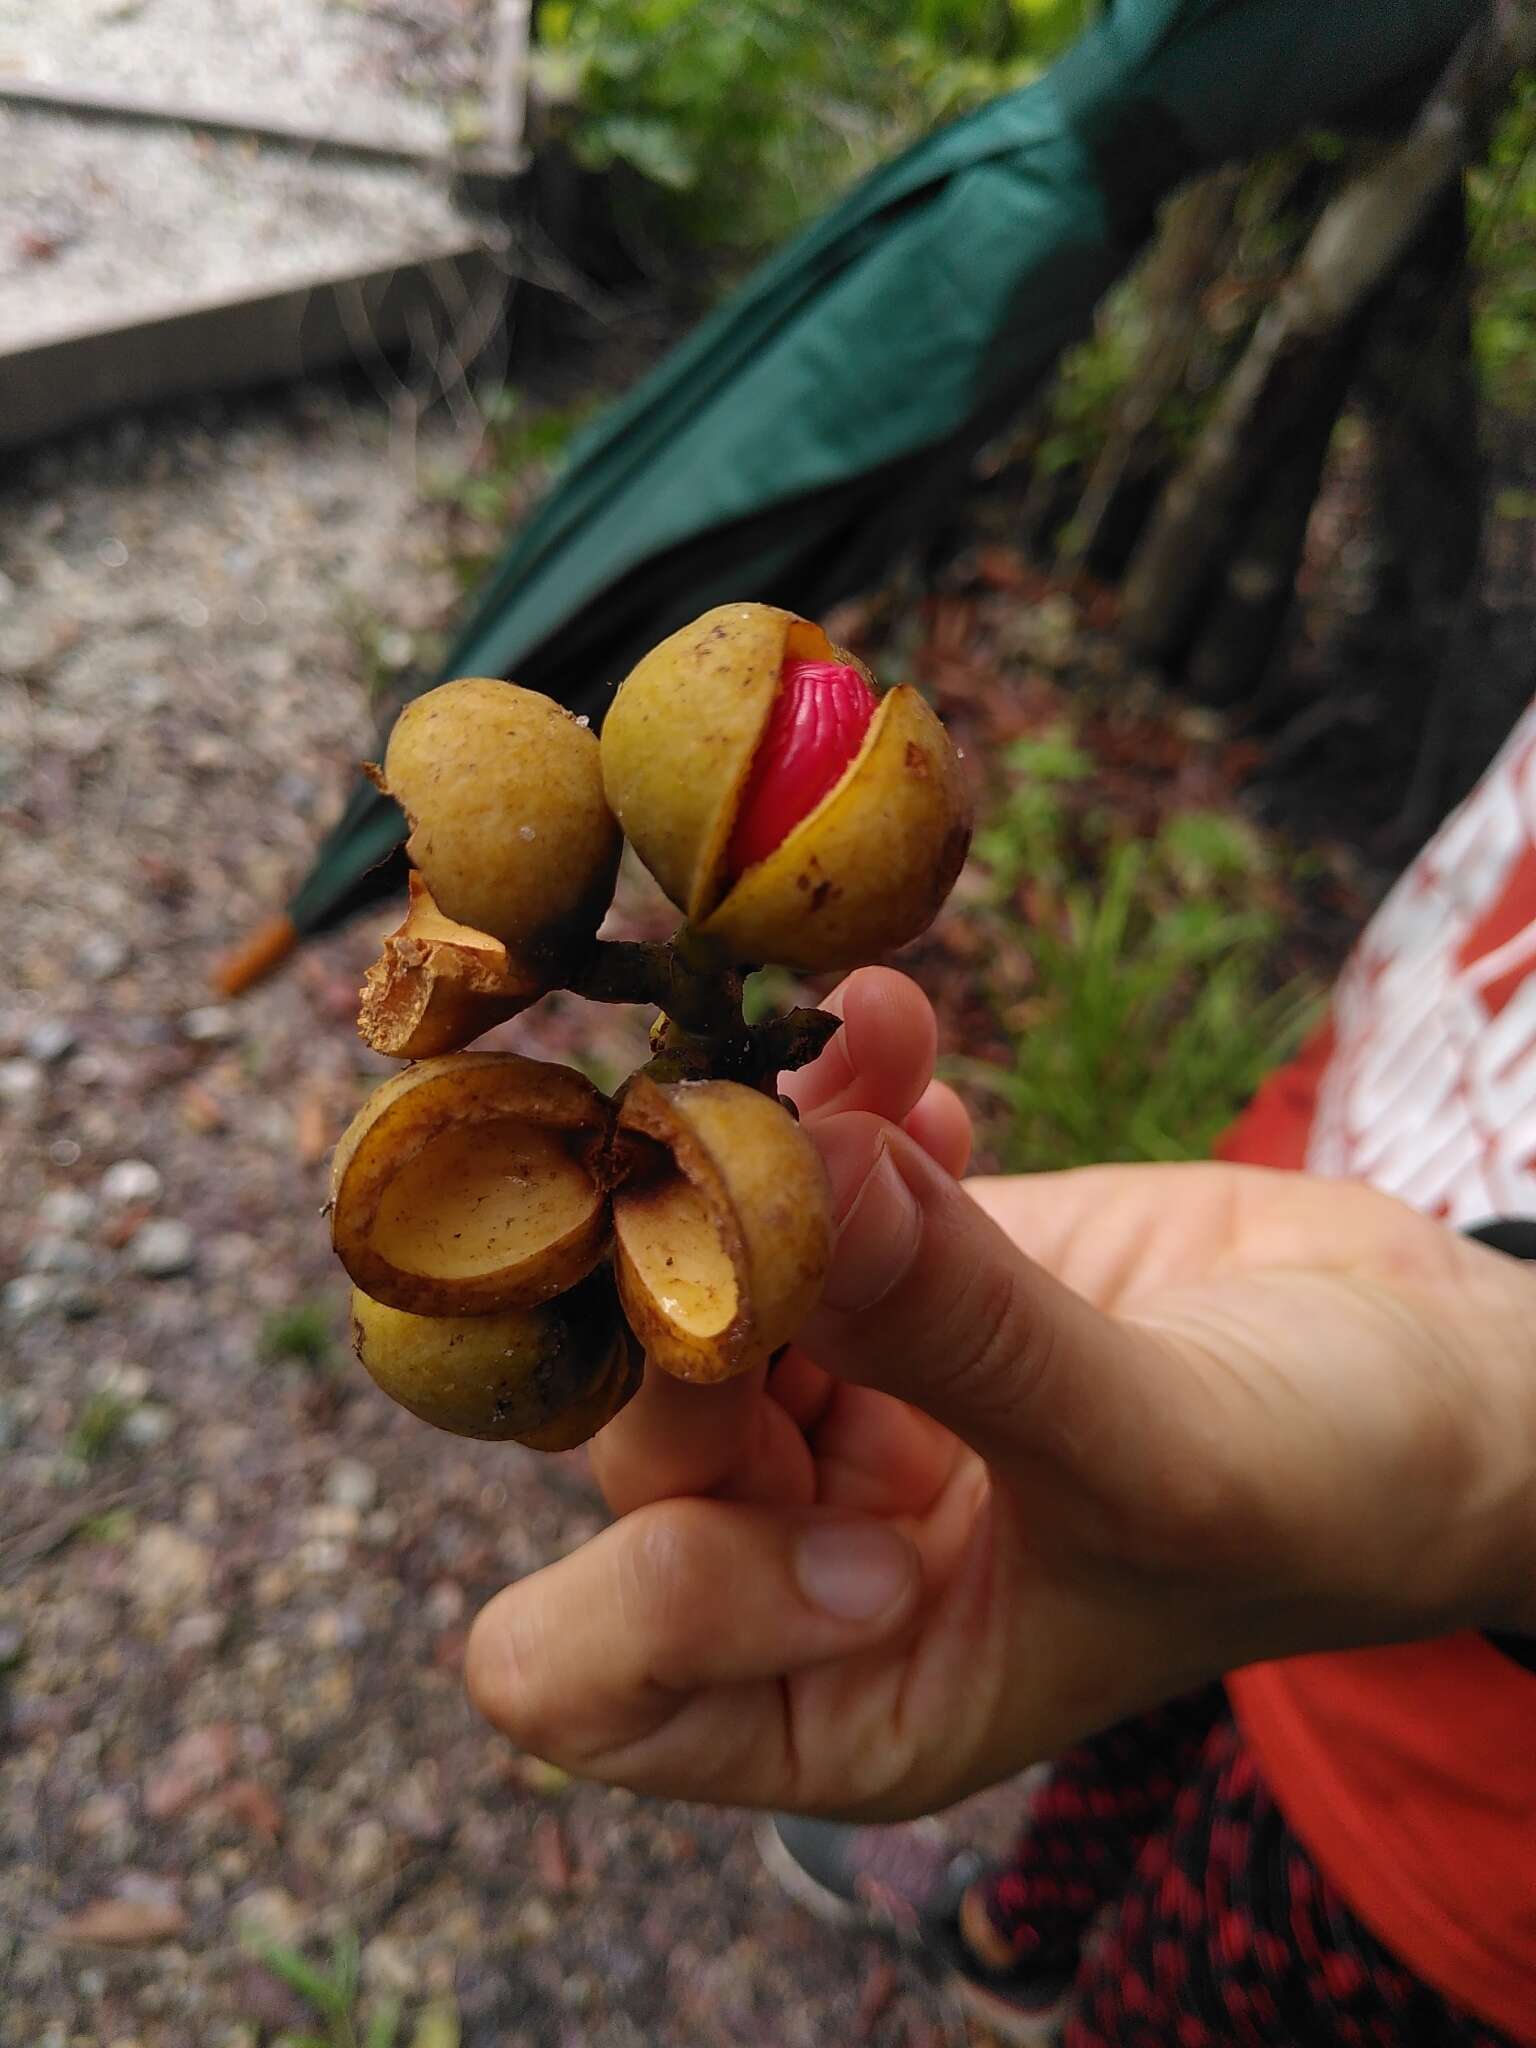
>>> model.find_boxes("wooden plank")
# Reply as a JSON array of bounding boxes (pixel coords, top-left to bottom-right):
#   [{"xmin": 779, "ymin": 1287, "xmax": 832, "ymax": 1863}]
[
  {"xmin": 0, "ymin": 241, "xmax": 500, "ymax": 451},
  {"xmin": 486, "ymin": 0, "xmax": 534, "ymax": 171},
  {"xmin": 0, "ymin": 77, "xmax": 524, "ymax": 178}
]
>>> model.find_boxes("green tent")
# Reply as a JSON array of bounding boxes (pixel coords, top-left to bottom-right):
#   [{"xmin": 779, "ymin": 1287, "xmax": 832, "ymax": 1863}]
[{"xmin": 259, "ymin": 0, "xmax": 1473, "ymax": 972}]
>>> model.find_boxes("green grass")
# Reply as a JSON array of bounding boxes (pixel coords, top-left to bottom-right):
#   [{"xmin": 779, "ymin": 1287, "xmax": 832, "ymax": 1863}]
[
  {"xmin": 948, "ymin": 732, "xmax": 1322, "ymax": 1171},
  {"xmin": 262, "ymin": 1302, "xmax": 339, "ymax": 1373},
  {"xmin": 247, "ymin": 1933, "xmax": 459, "ymax": 2048},
  {"xmin": 66, "ymin": 1389, "xmax": 132, "ymax": 1464}
]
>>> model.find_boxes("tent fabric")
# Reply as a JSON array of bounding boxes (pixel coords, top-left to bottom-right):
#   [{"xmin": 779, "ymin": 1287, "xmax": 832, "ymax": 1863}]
[{"xmin": 290, "ymin": 0, "xmax": 1477, "ymax": 938}]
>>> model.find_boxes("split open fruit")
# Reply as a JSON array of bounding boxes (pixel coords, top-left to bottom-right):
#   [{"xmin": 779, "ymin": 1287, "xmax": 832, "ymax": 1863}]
[
  {"xmin": 333, "ymin": 1053, "xmax": 833, "ymax": 1437},
  {"xmin": 601, "ymin": 603, "xmax": 972, "ymax": 970}
]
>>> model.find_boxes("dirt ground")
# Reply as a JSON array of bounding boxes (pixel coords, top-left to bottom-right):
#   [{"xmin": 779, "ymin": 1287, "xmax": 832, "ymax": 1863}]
[{"xmin": 0, "ymin": 384, "xmax": 1019, "ymax": 2048}]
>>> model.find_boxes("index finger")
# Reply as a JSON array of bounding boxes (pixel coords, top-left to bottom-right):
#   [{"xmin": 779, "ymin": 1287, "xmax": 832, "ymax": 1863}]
[{"xmin": 781, "ymin": 968, "xmax": 938, "ymax": 1126}]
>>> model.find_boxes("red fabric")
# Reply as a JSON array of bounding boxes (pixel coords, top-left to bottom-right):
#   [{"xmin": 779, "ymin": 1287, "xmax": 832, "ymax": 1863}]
[{"xmin": 1217, "ymin": 1018, "xmax": 1536, "ymax": 2044}]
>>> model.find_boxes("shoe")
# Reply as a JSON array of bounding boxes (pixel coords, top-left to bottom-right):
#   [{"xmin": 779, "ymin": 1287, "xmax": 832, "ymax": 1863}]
[{"xmin": 757, "ymin": 1814, "xmax": 1075, "ymax": 2046}]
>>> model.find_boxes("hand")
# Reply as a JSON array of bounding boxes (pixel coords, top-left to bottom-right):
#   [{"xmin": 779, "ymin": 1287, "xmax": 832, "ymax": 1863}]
[{"xmin": 467, "ymin": 973, "xmax": 1536, "ymax": 1820}]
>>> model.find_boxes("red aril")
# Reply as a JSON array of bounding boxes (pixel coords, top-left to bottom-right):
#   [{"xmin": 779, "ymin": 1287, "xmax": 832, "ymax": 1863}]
[{"xmin": 727, "ymin": 658, "xmax": 878, "ymax": 875}]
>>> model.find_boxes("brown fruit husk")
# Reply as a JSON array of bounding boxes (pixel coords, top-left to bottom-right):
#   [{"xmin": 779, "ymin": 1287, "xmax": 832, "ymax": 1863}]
[
  {"xmin": 384, "ymin": 678, "xmax": 621, "ymax": 951},
  {"xmin": 358, "ymin": 874, "xmax": 548, "ymax": 1059},
  {"xmin": 349, "ymin": 1268, "xmax": 634, "ymax": 1444},
  {"xmin": 611, "ymin": 1075, "xmax": 832, "ymax": 1383},
  {"xmin": 330, "ymin": 1053, "xmax": 611, "ymax": 1316}
]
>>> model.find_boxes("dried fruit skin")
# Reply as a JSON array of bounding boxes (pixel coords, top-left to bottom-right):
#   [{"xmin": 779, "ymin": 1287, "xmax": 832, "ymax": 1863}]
[
  {"xmin": 358, "ymin": 874, "xmax": 545, "ymax": 1060},
  {"xmin": 330, "ymin": 1053, "xmax": 611, "ymax": 1316},
  {"xmin": 612, "ymin": 1075, "xmax": 832, "ymax": 1382},
  {"xmin": 384, "ymin": 678, "xmax": 621, "ymax": 952},
  {"xmin": 350, "ymin": 1271, "xmax": 634, "ymax": 1443}
]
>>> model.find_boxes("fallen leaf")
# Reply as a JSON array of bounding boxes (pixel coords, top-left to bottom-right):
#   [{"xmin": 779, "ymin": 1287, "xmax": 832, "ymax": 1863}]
[
  {"xmin": 100, "ymin": 1202, "xmax": 153, "ymax": 1251},
  {"xmin": 53, "ymin": 1896, "xmax": 187, "ymax": 1944},
  {"xmin": 180, "ymin": 1081, "xmax": 227, "ymax": 1134},
  {"xmin": 209, "ymin": 1778, "xmax": 284, "ymax": 1841},
  {"xmin": 409, "ymin": 2002, "xmax": 462, "ymax": 2048},
  {"xmin": 143, "ymin": 1721, "xmax": 238, "ymax": 1818},
  {"xmin": 294, "ymin": 1084, "xmax": 331, "ymax": 1165}
]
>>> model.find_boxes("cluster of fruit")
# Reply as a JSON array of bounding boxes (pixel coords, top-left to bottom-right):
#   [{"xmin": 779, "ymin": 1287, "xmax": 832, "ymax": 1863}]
[{"xmin": 328, "ymin": 603, "xmax": 971, "ymax": 1448}]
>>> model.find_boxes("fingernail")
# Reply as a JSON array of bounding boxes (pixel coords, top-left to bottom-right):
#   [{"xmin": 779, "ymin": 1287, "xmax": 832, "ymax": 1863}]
[
  {"xmin": 796, "ymin": 1520, "xmax": 916, "ymax": 1622},
  {"xmin": 815, "ymin": 1129, "xmax": 922, "ymax": 1312}
]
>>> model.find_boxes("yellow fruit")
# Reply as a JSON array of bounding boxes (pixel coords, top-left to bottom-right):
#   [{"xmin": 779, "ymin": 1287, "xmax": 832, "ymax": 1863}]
[
  {"xmin": 383, "ymin": 678, "xmax": 620, "ymax": 953},
  {"xmin": 349, "ymin": 1270, "xmax": 635, "ymax": 1444},
  {"xmin": 330, "ymin": 1053, "xmax": 611, "ymax": 1316},
  {"xmin": 600, "ymin": 603, "xmax": 970, "ymax": 970},
  {"xmin": 611, "ymin": 1074, "xmax": 832, "ymax": 1382}
]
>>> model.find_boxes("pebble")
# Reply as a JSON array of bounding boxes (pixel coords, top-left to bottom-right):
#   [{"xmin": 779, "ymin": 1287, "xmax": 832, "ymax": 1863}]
[
  {"xmin": 362, "ymin": 1934, "xmax": 420, "ymax": 1995},
  {"xmin": 38, "ymin": 1187, "xmax": 95, "ymax": 1233},
  {"xmin": 101, "ymin": 1158, "xmax": 162, "ymax": 1207},
  {"xmin": 129, "ymin": 1219, "xmax": 195, "ymax": 1277},
  {"xmin": 122, "ymin": 1404, "xmax": 174, "ymax": 1447},
  {"xmin": 132, "ymin": 1524, "xmax": 211, "ymax": 1610},
  {"xmin": 168, "ymin": 1610, "xmax": 228, "ymax": 1656},
  {"xmin": 25, "ymin": 1018, "xmax": 78, "ymax": 1064},
  {"xmin": 181, "ymin": 1005, "xmax": 236, "ymax": 1043},
  {"xmin": 0, "ymin": 1621, "xmax": 25, "ymax": 1668},
  {"xmin": 0, "ymin": 1058, "xmax": 44, "ymax": 1108},
  {"xmin": 231, "ymin": 1887, "xmax": 305, "ymax": 1947},
  {"xmin": 297, "ymin": 1537, "xmax": 349, "ymax": 1577},
  {"xmin": 324, "ymin": 1458, "xmax": 378, "ymax": 1512},
  {"xmin": 303, "ymin": 1503, "xmax": 360, "ymax": 1542},
  {"xmin": 4, "ymin": 1274, "xmax": 59, "ymax": 1323},
  {"xmin": 77, "ymin": 933, "xmax": 130, "ymax": 982},
  {"xmin": 337, "ymin": 1817, "xmax": 391, "ymax": 1889}
]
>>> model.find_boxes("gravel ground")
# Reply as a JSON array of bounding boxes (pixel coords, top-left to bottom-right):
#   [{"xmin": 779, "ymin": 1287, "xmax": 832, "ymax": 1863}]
[{"xmin": 0, "ymin": 385, "xmax": 1006, "ymax": 2048}]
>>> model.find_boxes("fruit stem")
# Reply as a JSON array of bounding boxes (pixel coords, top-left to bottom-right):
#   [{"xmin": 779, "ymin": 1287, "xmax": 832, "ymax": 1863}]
[
  {"xmin": 560, "ymin": 932, "xmax": 838, "ymax": 1094},
  {"xmin": 563, "ymin": 932, "xmax": 743, "ymax": 1038}
]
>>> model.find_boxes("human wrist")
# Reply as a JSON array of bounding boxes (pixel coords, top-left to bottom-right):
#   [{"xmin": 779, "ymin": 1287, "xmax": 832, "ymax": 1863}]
[{"xmin": 1459, "ymin": 1223, "xmax": 1536, "ymax": 1637}]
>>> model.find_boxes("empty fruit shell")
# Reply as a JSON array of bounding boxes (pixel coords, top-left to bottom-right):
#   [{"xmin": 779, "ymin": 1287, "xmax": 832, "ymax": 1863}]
[
  {"xmin": 611, "ymin": 1074, "xmax": 832, "ymax": 1383},
  {"xmin": 331, "ymin": 1053, "xmax": 611, "ymax": 1316}
]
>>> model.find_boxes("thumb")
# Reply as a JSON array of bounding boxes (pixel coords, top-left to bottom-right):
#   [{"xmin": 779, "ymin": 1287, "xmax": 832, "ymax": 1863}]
[
  {"xmin": 801, "ymin": 1113, "xmax": 1156, "ymax": 1460},
  {"xmin": 465, "ymin": 1499, "xmax": 922, "ymax": 1807}
]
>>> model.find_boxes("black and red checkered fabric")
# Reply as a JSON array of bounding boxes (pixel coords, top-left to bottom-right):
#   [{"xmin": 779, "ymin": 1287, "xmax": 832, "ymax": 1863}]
[{"xmin": 976, "ymin": 1688, "xmax": 1520, "ymax": 2046}]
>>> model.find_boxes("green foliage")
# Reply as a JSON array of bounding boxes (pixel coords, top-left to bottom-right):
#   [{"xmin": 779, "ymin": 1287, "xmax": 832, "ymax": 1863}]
[
  {"xmin": 535, "ymin": 0, "xmax": 1092, "ymax": 251},
  {"xmin": 67, "ymin": 1389, "xmax": 132, "ymax": 1464},
  {"xmin": 742, "ymin": 965, "xmax": 802, "ymax": 1025},
  {"xmin": 262, "ymin": 1301, "xmax": 338, "ymax": 1373},
  {"xmin": 1470, "ymin": 70, "xmax": 1536, "ymax": 415},
  {"xmin": 248, "ymin": 1932, "xmax": 459, "ymax": 2048},
  {"xmin": 952, "ymin": 734, "xmax": 1320, "ymax": 1171}
]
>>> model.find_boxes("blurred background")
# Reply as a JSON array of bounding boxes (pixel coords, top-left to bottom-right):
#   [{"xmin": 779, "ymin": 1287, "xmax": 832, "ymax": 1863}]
[{"xmin": 2, "ymin": 2, "xmax": 1534, "ymax": 2043}]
